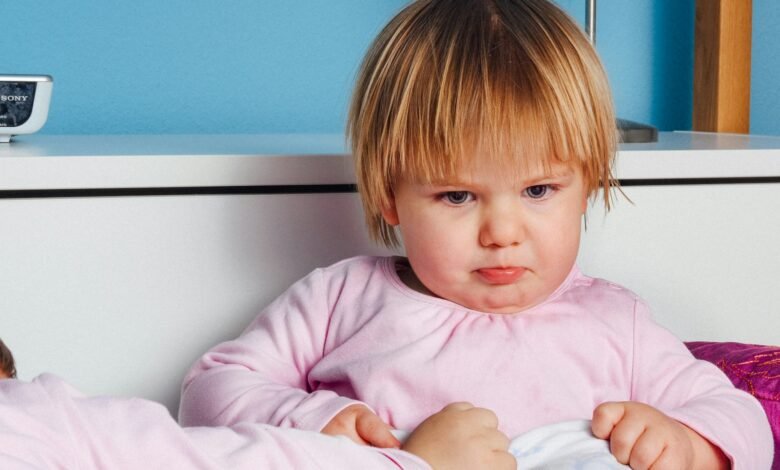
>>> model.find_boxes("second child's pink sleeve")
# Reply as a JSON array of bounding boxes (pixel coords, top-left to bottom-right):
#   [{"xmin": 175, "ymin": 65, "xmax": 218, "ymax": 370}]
[
  {"xmin": 0, "ymin": 375, "xmax": 430, "ymax": 470},
  {"xmin": 629, "ymin": 300, "xmax": 773, "ymax": 470},
  {"xmin": 179, "ymin": 269, "xmax": 362, "ymax": 431}
]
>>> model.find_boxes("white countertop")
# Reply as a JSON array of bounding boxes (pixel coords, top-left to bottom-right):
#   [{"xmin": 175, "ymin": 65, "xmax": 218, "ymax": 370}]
[{"xmin": 1, "ymin": 132, "xmax": 779, "ymax": 190}]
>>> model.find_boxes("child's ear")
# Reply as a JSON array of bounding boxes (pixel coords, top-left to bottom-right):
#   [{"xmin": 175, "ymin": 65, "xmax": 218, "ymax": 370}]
[{"xmin": 380, "ymin": 200, "xmax": 400, "ymax": 226}]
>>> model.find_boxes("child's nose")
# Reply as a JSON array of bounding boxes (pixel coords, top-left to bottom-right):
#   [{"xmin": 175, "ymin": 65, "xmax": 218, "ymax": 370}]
[{"xmin": 478, "ymin": 209, "xmax": 524, "ymax": 248}]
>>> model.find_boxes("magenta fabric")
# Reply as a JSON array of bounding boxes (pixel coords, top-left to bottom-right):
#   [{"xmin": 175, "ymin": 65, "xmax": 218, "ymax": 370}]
[{"xmin": 687, "ymin": 341, "xmax": 780, "ymax": 469}]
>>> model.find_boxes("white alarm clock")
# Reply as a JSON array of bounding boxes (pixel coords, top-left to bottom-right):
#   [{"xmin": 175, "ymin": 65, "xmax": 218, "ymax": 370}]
[{"xmin": 0, "ymin": 74, "xmax": 53, "ymax": 143}]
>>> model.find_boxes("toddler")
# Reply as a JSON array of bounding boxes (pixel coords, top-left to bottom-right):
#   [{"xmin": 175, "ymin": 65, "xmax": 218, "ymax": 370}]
[{"xmin": 179, "ymin": 0, "xmax": 773, "ymax": 468}]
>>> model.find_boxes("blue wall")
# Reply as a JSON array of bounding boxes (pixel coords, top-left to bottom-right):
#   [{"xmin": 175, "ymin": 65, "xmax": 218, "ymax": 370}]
[
  {"xmin": 1, "ymin": 1, "xmax": 775, "ymax": 136},
  {"xmin": 751, "ymin": 1, "xmax": 780, "ymax": 136},
  {"xmin": 556, "ymin": 0, "xmax": 695, "ymax": 133},
  {"xmin": 3, "ymin": 1, "xmax": 403, "ymax": 134}
]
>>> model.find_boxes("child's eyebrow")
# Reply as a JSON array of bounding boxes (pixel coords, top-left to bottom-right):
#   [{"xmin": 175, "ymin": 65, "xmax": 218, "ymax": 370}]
[
  {"xmin": 427, "ymin": 178, "xmax": 471, "ymax": 187},
  {"xmin": 525, "ymin": 169, "xmax": 575, "ymax": 182}
]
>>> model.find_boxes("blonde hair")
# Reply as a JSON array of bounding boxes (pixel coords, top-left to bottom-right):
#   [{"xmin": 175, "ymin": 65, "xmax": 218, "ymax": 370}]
[{"xmin": 348, "ymin": 0, "xmax": 617, "ymax": 247}]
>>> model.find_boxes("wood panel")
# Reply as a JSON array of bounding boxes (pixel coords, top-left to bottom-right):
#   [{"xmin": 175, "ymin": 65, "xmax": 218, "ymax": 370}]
[{"xmin": 693, "ymin": 0, "xmax": 752, "ymax": 133}]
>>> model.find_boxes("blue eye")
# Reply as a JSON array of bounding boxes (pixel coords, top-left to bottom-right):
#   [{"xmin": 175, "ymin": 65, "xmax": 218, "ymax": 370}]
[
  {"xmin": 525, "ymin": 185, "xmax": 550, "ymax": 199},
  {"xmin": 443, "ymin": 191, "xmax": 472, "ymax": 205}
]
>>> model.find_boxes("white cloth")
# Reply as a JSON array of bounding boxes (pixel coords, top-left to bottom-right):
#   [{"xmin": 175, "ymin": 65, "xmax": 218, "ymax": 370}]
[
  {"xmin": 394, "ymin": 419, "xmax": 627, "ymax": 469},
  {"xmin": 509, "ymin": 420, "xmax": 628, "ymax": 469}
]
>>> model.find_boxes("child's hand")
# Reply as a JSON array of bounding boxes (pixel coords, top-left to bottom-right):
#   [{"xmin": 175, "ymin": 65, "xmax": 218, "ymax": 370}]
[
  {"xmin": 321, "ymin": 404, "xmax": 400, "ymax": 448},
  {"xmin": 592, "ymin": 401, "xmax": 728, "ymax": 470},
  {"xmin": 402, "ymin": 402, "xmax": 516, "ymax": 470}
]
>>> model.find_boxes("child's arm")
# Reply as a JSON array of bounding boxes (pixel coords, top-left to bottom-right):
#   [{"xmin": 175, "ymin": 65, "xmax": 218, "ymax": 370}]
[
  {"xmin": 624, "ymin": 300, "xmax": 773, "ymax": 469},
  {"xmin": 1, "ymin": 375, "xmax": 514, "ymax": 470},
  {"xmin": 591, "ymin": 401, "xmax": 727, "ymax": 469},
  {"xmin": 191, "ymin": 399, "xmax": 515, "ymax": 470},
  {"xmin": 179, "ymin": 268, "xmax": 382, "ymax": 435}
]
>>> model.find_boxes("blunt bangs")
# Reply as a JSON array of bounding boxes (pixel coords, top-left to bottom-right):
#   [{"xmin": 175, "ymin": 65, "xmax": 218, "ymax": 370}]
[{"xmin": 349, "ymin": 0, "xmax": 617, "ymax": 247}]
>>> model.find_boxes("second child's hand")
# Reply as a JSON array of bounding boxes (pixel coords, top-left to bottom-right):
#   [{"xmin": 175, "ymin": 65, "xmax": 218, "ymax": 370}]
[{"xmin": 322, "ymin": 404, "xmax": 400, "ymax": 448}]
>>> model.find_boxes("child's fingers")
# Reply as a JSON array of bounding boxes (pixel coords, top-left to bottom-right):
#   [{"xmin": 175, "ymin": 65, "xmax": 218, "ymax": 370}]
[
  {"xmin": 441, "ymin": 401, "xmax": 474, "ymax": 412},
  {"xmin": 646, "ymin": 446, "xmax": 679, "ymax": 470},
  {"xmin": 487, "ymin": 427, "xmax": 512, "ymax": 451},
  {"xmin": 591, "ymin": 401, "xmax": 626, "ymax": 439},
  {"xmin": 470, "ymin": 406, "xmax": 500, "ymax": 429},
  {"xmin": 443, "ymin": 402, "xmax": 500, "ymax": 430},
  {"xmin": 322, "ymin": 425, "xmax": 368, "ymax": 446},
  {"xmin": 355, "ymin": 410, "xmax": 400, "ymax": 448},
  {"xmin": 609, "ymin": 418, "xmax": 647, "ymax": 465},
  {"xmin": 322, "ymin": 426, "xmax": 368, "ymax": 446},
  {"xmin": 321, "ymin": 404, "xmax": 371, "ymax": 445},
  {"xmin": 627, "ymin": 429, "xmax": 664, "ymax": 470},
  {"xmin": 492, "ymin": 449, "xmax": 519, "ymax": 470},
  {"xmin": 635, "ymin": 425, "xmax": 693, "ymax": 470}
]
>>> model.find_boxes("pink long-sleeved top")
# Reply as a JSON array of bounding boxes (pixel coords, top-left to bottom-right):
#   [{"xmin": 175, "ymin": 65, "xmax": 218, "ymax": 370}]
[
  {"xmin": 180, "ymin": 256, "xmax": 773, "ymax": 469},
  {"xmin": 0, "ymin": 374, "xmax": 427, "ymax": 469}
]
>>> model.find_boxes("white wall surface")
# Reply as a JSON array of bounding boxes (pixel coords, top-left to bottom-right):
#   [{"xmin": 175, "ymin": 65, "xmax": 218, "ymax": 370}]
[{"xmin": 580, "ymin": 183, "xmax": 779, "ymax": 345}]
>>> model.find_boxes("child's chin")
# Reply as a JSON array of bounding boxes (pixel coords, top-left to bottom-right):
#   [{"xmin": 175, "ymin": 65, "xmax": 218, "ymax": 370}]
[{"xmin": 463, "ymin": 296, "xmax": 534, "ymax": 315}]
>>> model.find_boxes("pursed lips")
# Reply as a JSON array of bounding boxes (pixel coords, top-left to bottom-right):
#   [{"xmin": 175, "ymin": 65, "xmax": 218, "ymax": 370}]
[{"xmin": 475, "ymin": 266, "xmax": 527, "ymax": 284}]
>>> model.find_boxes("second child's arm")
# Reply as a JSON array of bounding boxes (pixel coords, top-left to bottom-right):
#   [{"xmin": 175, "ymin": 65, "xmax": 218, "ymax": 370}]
[{"xmin": 1, "ymin": 375, "xmax": 513, "ymax": 470}]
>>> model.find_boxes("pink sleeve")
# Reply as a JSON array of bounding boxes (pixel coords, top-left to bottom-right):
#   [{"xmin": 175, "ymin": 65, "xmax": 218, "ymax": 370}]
[
  {"xmin": 187, "ymin": 424, "xmax": 430, "ymax": 470},
  {"xmin": 630, "ymin": 300, "xmax": 773, "ymax": 469},
  {"xmin": 0, "ymin": 375, "xmax": 430, "ymax": 470},
  {"xmin": 179, "ymin": 268, "xmax": 365, "ymax": 431},
  {"xmin": 0, "ymin": 376, "xmax": 81, "ymax": 469}
]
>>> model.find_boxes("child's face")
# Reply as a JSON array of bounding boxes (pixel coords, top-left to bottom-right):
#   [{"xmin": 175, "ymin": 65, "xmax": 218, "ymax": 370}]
[{"xmin": 382, "ymin": 158, "xmax": 587, "ymax": 314}]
